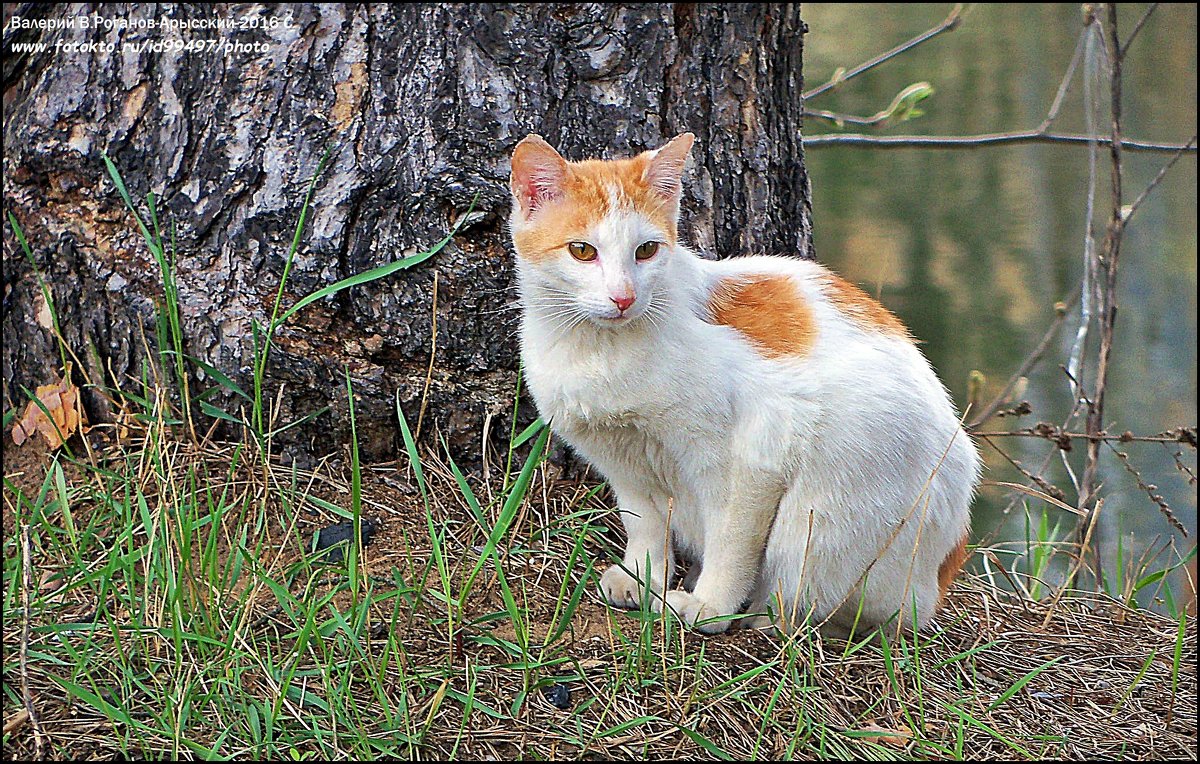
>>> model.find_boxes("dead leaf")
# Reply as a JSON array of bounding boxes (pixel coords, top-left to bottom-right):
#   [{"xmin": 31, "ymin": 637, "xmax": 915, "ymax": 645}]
[
  {"xmin": 39, "ymin": 570, "xmax": 67, "ymax": 603},
  {"xmin": 11, "ymin": 376, "xmax": 82, "ymax": 449},
  {"xmin": 858, "ymin": 720, "xmax": 913, "ymax": 747},
  {"xmin": 3, "ymin": 708, "xmax": 29, "ymax": 736}
]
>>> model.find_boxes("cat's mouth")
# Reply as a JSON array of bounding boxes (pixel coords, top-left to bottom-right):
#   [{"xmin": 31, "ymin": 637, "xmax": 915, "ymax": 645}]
[
  {"xmin": 596, "ymin": 315, "xmax": 631, "ymax": 326},
  {"xmin": 595, "ymin": 310, "xmax": 640, "ymax": 327},
  {"xmin": 592, "ymin": 297, "xmax": 656, "ymax": 328}
]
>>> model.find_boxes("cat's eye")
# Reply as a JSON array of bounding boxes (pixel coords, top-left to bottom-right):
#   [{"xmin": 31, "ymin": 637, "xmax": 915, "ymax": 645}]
[
  {"xmin": 568, "ymin": 242, "xmax": 598, "ymax": 261},
  {"xmin": 635, "ymin": 241, "xmax": 660, "ymax": 261}
]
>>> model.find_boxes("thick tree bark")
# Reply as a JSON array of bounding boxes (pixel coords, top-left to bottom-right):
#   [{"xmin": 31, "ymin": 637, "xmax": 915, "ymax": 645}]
[{"xmin": 2, "ymin": 3, "xmax": 812, "ymax": 460}]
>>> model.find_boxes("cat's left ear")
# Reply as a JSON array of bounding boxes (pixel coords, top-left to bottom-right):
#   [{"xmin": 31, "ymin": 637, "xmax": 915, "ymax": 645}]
[{"xmin": 643, "ymin": 132, "xmax": 695, "ymax": 198}]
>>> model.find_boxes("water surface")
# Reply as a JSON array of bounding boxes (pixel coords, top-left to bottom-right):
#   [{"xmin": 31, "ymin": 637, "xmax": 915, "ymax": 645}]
[{"xmin": 803, "ymin": 3, "xmax": 1197, "ymax": 605}]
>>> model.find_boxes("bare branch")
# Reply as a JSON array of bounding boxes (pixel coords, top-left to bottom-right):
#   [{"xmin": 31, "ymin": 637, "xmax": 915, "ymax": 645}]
[
  {"xmin": 1110, "ymin": 443, "xmax": 1189, "ymax": 537},
  {"xmin": 967, "ymin": 288, "xmax": 1080, "ymax": 429},
  {"xmin": 1123, "ymin": 134, "xmax": 1198, "ymax": 224},
  {"xmin": 1071, "ymin": 3, "xmax": 1129, "ymax": 591},
  {"xmin": 1037, "ymin": 26, "xmax": 1090, "ymax": 132},
  {"xmin": 970, "ymin": 425, "xmax": 1198, "ymax": 447},
  {"xmin": 19, "ymin": 525, "xmax": 44, "ymax": 760},
  {"xmin": 806, "ymin": 6, "xmax": 1194, "ymax": 157},
  {"xmin": 978, "ymin": 434, "xmax": 1069, "ymax": 503},
  {"xmin": 1066, "ymin": 15, "xmax": 1107, "ymax": 439},
  {"xmin": 1120, "ymin": 2, "xmax": 1160, "ymax": 58},
  {"xmin": 1077, "ymin": 3, "xmax": 1126, "ymax": 517},
  {"xmin": 802, "ymin": 4, "xmax": 963, "ymax": 101},
  {"xmin": 803, "ymin": 130, "xmax": 1196, "ymax": 153},
  {"xmin": 1164, "ymin": 442, "xmax": 1198, "ymax": 486}
]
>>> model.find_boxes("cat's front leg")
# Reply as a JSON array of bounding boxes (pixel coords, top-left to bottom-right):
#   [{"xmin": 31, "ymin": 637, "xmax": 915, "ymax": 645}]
[
  {"xmin": 600, "ymin": 491, "xmax": 674, "ymax": 610},
  {"xmin": 663, "ymin": 472, "xmax": 784, "ymax": 634}
]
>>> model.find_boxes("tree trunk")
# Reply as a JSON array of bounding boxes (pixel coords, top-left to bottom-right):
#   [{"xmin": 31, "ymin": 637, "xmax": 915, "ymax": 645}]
[{"xmin": 2, "ymin": 2, "xmax": 812, "ymax": 461}]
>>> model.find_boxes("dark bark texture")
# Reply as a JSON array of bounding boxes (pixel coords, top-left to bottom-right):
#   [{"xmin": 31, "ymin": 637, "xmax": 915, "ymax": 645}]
[{"xmin": 3, "ymin": 2, "xmax": 812, "ymax": 461}]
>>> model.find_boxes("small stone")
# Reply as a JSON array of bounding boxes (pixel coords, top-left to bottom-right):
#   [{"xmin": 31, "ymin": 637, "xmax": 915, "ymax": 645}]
[
  {"xmin": 542, "ymin": 683, "xmax": 571, "ymax": 710},
  {"xmin": 281, "ymin": 450, "xmax": 317, "ymax": 472},
  {"xmin": 314, "ymin": 518, "xmax": 378, "ymax": 562}
]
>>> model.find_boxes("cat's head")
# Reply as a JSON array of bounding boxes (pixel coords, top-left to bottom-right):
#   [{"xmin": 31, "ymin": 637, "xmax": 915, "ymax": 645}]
[{"xmin": 508, "ymin": 133, "xmax": 694, "ymax": 327}]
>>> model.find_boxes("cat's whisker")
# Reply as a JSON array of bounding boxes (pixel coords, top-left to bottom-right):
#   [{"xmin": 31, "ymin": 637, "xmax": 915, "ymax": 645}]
[
  {"xmin": 538, "ymin": 306, "xmax": 589, "ymax": 336},
  {"xmin": 526, "ymin": 299, "xmax": 580, "ymax": 311},
  {"xmin": 477, "ymin": 304, "xmax": 526, "ymax": 316},
  {"xmin": 535, "ymin": 304, "xmax": 584, "ymax": 319},
  {"xmin": 638, "ymin": 296, "xmax": 668, "ymax": 331},
  {"xmin": 472, "ymin": 284, "xmax": 522, "ymax": 297}
]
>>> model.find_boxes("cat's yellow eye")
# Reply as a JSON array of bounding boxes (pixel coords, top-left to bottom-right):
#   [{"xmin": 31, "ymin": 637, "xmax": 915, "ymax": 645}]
[
  {"xmin": 568, "ymin": 242, "xmax": 598, "ymax": 261},
  {"xmin": 635, "ymin": 241, "xmax": 660, "ymax": 261}
]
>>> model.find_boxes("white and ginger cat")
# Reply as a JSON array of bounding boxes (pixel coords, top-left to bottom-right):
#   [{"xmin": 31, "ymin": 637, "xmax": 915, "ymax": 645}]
[{"xmin": 508, "ymin": 132, "xmax": 981, "ymax": 636}]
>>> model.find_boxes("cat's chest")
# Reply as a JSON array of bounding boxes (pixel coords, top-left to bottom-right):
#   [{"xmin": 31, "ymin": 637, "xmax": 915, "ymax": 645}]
[
  {"xmin": 528, "ymin": 359, "xmax": 674, "ymax": 432},
  {"xmin": 522, "ymin": 333, "xmax": 684, "ymax": 431}
]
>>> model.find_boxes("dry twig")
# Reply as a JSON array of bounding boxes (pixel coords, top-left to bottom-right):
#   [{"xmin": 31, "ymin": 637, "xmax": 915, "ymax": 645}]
[
  {"xmin": 802, "ymin": 4, "xmax": 964, "ymax": 101},
  {"xmin": 20, "ymin": 524, "xmax": 45, "ymax": 760}
]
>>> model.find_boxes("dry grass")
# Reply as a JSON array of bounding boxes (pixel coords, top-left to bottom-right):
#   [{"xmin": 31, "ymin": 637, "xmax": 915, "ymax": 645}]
[{"xmin": 2, "ymin": 427, "xmax": 1196, "ymax": 761}]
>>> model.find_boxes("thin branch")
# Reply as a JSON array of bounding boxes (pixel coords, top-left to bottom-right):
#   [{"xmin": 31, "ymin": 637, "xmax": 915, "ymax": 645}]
[
  {"xmin": 806, "ymin": 10, "xmax": 1194, "ymax": 156},
  {"xmin": 1123, "ymin": 134, "xmax": 1197, "ymax": 224},
  {"xmin": 802, "ymin": 4, "xmax": 963, "ymax": 101},
  {"xmin": 1059, "ymin": 363, "xmax": 1093, "ymax": 410},
  {"xmin": 966, "ymin": 288, "xmax": 1080, "ymax": 429},
  {"xmin": 1072, "ymin": 3, "xmax": 1128, "ymax": 592},
  {"xmin": 978, "ymin": 434, "xmax": 1068, "ymax": 503},
  {"xmin": 1164, "ymin": 441, "xmax": 1198, "ymax": 486},
  {"xmin": 20, "ymin": 525, "xmax": 45, "ymax": 760},
  {"xmin": 1077, "ymin": 4, "xmax": 1125, "ymax": 517},
  {"xmin": 803, "ymin": 108, "xmax": 889, "ymax": 128},
  {"xmin": 1109, "ymin": 442, "xmax": 1189, "ymax": 538},
  {"xmin": 1120, "ymin": 2, "xmax": 1159, "ymax": 58},
  {"xmin": 1067, "ymin": 16, "xmax": 1106, "ymax": 435},
  {"xmin": 970, "ymin": 426, "xmax": 1198, "ymax": 446},
  {"xmin": 1037, "ymin": 25, "xmax": 1090, "ymax": 132},
  {"xmin": 803, "ymin": 81, "xmax": 934, "ymax": 128},
  {"xmin": 802, "ymin": 130, "xmax": 1196, "ymax": 153},
  {"xmin": 979, "ymin": 373, "xmax": 1100, "ymax": 532}
]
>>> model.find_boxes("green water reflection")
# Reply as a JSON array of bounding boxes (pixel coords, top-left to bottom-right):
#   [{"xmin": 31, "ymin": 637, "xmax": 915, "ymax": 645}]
[{"xmin": 803, "ymin": 4, "xmax": 1197, "ymax": 606}]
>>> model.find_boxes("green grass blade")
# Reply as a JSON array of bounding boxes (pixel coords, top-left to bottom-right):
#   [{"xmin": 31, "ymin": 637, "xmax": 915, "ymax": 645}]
[
  {"xmin": 175, "ymin": 352, "xmax": 252, "ymax": 401},
  {"xmin": 395, "ymin": 390, "xmax": 428, "ymax": 507},
  {"xmin": 456, "ymin": 423, "xmax": 550, "ymax": 608},
  {"xmin": 276, "ymin": 205, "xmax": 471, "ymax": 328},
  {"xmin": 511, "ymin": 417, "xmax": 547, "ymax": 450},
  {"xmin": 986, "ymin": 656, "xmax": 1062, "ymax": 712}
]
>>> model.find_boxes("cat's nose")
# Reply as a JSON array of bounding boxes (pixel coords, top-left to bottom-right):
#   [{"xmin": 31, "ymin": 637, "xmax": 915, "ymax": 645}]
[{"xmin": 610, "ymin": 294, "xmax": 636, "ymax": 312}]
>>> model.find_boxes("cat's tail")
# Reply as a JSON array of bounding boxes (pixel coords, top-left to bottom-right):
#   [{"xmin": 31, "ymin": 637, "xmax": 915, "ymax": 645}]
[{"xmin": 936, "ymin": 532, "xmax": 971, "ymax": 606}]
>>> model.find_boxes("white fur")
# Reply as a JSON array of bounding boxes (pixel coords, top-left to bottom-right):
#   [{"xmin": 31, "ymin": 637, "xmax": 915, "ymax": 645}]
[{"xmin": 509, "ymin": 160, "xmax": 980, "ymax": 638}]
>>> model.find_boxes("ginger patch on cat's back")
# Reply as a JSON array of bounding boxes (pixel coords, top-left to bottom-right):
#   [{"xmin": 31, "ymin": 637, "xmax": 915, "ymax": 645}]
[
  {"xmin": 707, "ymin": 275, "xmax": 816, "ymax": 359},
  {"xmin": 820, "ymin": 273, "xmax": 912, "ymax": 339}
]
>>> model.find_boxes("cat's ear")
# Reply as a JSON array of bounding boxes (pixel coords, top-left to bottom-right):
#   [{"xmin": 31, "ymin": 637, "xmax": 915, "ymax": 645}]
[
  {"xmin": 643, "ymin": 132, "xmax": 695, "ymax": 199},
  {"xmin": 511, "ymin": 134, "xmax": 569, "ymax": 219}
]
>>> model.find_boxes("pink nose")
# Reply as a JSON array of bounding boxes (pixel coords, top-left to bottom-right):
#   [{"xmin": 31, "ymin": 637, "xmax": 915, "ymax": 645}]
[{"xmin": 611, "ymin": 294, "xmax": 636, "ymax": 312}]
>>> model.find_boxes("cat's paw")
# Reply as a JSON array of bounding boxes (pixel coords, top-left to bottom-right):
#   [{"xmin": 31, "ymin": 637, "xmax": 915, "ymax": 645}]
[
  {"xmin": 737, "ymin": 614, "xmax": 779, "ymax": 633},
  {"xmin": 600, "ymin": 565, "xmax": 661, "ymax": 610},
  {"xmin": 663, "ymin": 590, "xmax": 732, "ymax": 634}
]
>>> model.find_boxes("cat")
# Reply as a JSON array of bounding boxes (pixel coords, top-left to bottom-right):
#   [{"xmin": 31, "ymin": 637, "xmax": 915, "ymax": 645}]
[{"xmin": 507, "ymin": 132, "xmax": 981, "ymax": 637}]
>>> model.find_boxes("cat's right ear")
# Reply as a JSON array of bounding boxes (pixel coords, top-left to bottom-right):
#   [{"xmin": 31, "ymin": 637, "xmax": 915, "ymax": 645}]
[
  {"xmin": 643, "ymin": 132, "xmax": 695, "ymax": 199},
  {"xmin": 511, "ymin": 135, "xmax": 569, "ymax": 220}
]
